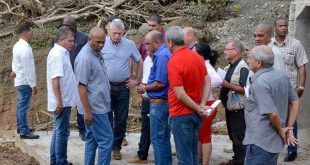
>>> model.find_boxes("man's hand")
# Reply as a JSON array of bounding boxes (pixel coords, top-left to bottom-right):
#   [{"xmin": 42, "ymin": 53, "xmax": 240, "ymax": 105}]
[
  {"xmin": 126, "ymin": 79, "xmax": 139, "ymax": 89},
  {"xmin": 137, "ymin": 84, "xmax": 146, "ymax": 94},
  {"xmin": 200, "ymin": 105, "xmax": 214, "ymax": 116},
  {"xmin": 32, "ymin": 87, "xmax": 38, "ymax": 95},
  {"xmin": 84, "ymin": 111, "xmax": 93, "ymax": 125},
  {"xmin": 137, "ymin": 94, "xmax": 142, "ymax": 107},
  {"xmin": 295, "ymin": 88, "xmax": 304, "ymax": 97},
  {"xmin": 286, "ymin": 129, "xmax": 299, "ymax": 146},
  {"xmin": 279, "ymin": 127, "xmax": 294, "ymax": 144},
  {"xmin": 10, "ymin": 71, "xmax": 16, "ymax": 78},
  {"xmin": 55, "ymin": 101, "xmax": 64, "ymax": 115}
]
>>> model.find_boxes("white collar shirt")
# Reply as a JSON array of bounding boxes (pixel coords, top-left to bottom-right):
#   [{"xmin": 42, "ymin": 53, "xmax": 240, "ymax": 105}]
[
  {"xmin": 46, "ymin": 44, "xmax": 79, "ymax": 111},
  {"xmin": 12, "ymin": 38, "xmax": 37, "ymax": 87}
]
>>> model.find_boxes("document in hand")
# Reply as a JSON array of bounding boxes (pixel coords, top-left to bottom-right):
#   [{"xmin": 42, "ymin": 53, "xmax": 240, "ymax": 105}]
[{"xmin": 217, "ymin": 68, "xmax": 226, "ymax": 80}]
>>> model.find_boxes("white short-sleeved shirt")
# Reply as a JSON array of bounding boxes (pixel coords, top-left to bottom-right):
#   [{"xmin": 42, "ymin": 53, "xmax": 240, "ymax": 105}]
[
  {"xmin": 46, "ymin": 44, "xmax": 79, "ymax": 111},
  {"xmin": 141, "ymin": 55, "xmax": 153, "ymax": 98}
]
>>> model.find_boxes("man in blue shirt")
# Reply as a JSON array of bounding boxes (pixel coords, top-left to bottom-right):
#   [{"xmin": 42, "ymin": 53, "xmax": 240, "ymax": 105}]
[
  {"xmin": 51, "ymin": 15, "xmax": 88, "ymax": 141},
  {"xmin": 137, "ymin": 30, "xmax": 172, "ymax": 165},
  {"xmin": 75, "ymin": 27, "xmax": 113, "ymax": 165},
  {"xmin": 101, "ymin": 18, "xmax": 143, "ymax": 160}
]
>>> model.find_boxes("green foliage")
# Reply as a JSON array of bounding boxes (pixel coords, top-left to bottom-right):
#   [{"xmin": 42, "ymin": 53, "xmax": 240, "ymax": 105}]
[
  {"xmin": 31, "ymin": 25, "xmax": 58, "ymax": 50},
  {"xmin": 230, "ymin": 2, "xmax": 242, "ymax": 15}
]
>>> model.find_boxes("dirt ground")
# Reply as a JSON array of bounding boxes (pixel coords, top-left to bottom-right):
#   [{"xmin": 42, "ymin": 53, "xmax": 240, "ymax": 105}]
[{"xmin": 0, "ymin": 142, "xmax": 39, "ymax": 165}]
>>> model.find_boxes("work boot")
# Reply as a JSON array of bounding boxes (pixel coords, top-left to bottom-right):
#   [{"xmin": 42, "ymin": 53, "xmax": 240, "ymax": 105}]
[
  {"xmin": 20, "ymin": 132, "xmax": 39, "ymax": 139},
  {"xmin": 112, "ymin": 150, "xmax": 122, "ymax": 160},
  {"xmin": 127, "ymin": 156, "xmax": 148, "ymax": 164},
  {"xmin": 284, "ymin": 152, "xmax": 297, "ymax": 162}
]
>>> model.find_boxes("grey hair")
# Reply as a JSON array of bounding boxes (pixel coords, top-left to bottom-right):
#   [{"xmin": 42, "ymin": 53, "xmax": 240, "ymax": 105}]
[
  {"xmin": 253, "ymin": 45, "xmax": 274, "ymax": 68},
  {"xmin": 109, "ymin": 18, "xmax": 125, "ymax": 30},
  {"xmin": 165, "ymin": 26, "xmax": 185, "ymax": 46},
  {"xmin": 230, "ymin": 40, "xmax": 243, "ymax": 52},
  {"xmin": 55, "ymin": 26, "xmax": 73, "ymax": 42}
]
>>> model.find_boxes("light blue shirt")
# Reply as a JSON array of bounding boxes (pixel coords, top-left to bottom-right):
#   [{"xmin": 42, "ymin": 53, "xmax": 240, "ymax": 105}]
[
  {"xmin": 101, "ymin": 37, "xmax": 141, "ymax": 82},
  {"xmin": 244, "ymin": 68, "xmax": 298, "ymax": 153},
  {"xmin": 75, "ymin": 43, "xmax": 111, "ymax": 114}
]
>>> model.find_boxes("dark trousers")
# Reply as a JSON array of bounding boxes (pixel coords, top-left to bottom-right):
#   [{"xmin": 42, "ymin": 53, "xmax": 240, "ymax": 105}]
[
  {"xmin": 77, "ymin": 111, "xmax": 85, "ymax": 132},
  {"xmin": 225, "ymin": 108, "xmax": 246, "ymax": 165},
  {"xmin": 108, "ymin": 85, "xmax": 130, "ymax": 151},
  {"xmin": 137, "ymin": 98, "xmax": 151, "ymax": 160}
]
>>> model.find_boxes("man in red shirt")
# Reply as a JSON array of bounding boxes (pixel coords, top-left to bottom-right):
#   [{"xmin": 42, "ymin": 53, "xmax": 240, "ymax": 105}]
[{"xmin": 166, "ymin": 26, "xmax": 211, "ymax": 165}]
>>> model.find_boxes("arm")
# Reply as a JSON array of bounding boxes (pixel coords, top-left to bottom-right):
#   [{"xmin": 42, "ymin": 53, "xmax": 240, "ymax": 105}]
[
  {"xmin": 137, "ymin": 81, "xmax": 165, "ymax": 94},
  {"xmin": 78, "ymin": 84, "xmax": 92, "ymax": 125},
  {"xmin": 127, "ymin": 58, "xmax": 143, "ymax": 89},
  {"xmin": 222, "ymin": 67, "xmax": 249, "ymax": 94},
  {"xmin": 200, "ymin": 75, "xmax": 211, "ymax": 106},
  {"xmin": 269, "ymin": 112, "xmax": 288, "ymax": 143},
  {"xmin": 52, "ymin": 77, "xmax": 63, "ymax": 114},
  {"xmin": 222, "ymin": 80, "xmax": 245, "ymax": 94},
  {"xmin": 20, "ymin": 49, "xmax": 37, "ymax": 94},
  {"xmin": 286, "ymin": 92, "xmax": 300, "ymax": 146},
  {"xmin": 296, "ymin": 64, "xmax": 306, "ymax": 97},
  {"xmin": 173, "ymin": 86, "xmax": 204, "ymax": 116}
]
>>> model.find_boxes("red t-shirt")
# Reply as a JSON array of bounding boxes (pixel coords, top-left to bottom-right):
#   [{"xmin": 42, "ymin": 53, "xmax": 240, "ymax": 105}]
[{"xmin": 167, "ymin": 46, "xmax": 207, "ymax": 116}]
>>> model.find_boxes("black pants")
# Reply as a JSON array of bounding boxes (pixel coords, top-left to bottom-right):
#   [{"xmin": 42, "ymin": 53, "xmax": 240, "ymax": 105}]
[
  {"xmin": 225, "ymin": 108, "xmax": 246, "ymax": 165},
  {"xmin": 137, "ymin": 98, "xmax": 151, "ymax": 160}
]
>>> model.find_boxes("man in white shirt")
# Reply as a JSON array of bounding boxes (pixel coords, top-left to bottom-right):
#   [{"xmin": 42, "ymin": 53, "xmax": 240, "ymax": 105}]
[
  {"xmin": 183, "ymin": 26, "xmax": 198, "ymax": 50},
  {"xmin": 12, "ymin": 23, "xmax": 39, "ymax": 139},
  {"xmin": 47, "ymin": 26, "xmax": 78, "ymax": 165}
]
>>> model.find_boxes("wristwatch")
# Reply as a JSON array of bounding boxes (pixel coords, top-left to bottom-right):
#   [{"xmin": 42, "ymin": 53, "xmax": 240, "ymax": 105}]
[{"xmin": 298, "ymin": 86, "xmax": 305, "ymax": 90}]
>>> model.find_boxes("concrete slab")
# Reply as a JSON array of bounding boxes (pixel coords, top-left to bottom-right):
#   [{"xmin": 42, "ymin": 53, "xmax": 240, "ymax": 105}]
[{"xmin": 15, "ymin": 129, "xmax": 310, "ymax": 165}]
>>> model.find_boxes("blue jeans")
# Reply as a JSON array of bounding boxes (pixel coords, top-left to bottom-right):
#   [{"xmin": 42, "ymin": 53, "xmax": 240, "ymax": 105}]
[
  {"xmin": 50, "ymin": 107, "xmax": 71, "ymax": 165},
  {"xmin": 287, "ymin": 121, "xmax": 298, "ymax": 153},
  {"xmin": 84, "ymin": 113, "xmax": 113, "ymax": 165},
  {"xmin": 171, "ymin": 113, "xmax": 201, "ymax": 165},
  {"xmin": 150, "ymin": 102, "xmax": 172, "ymax": 165},
  {"xmin": 245, "ymin": 144, "xmax": 278, "ymax": 165},
  {"xmin": 16, "ymin": 85, "xmax": 32, "ymax": 135},
  {"xmin": 108, "ymin": 85, "xmax": 130, "ymax": 151},
  {"xmin": 137, "ymin": 98, "xmax": 151, "ymax": 160}
]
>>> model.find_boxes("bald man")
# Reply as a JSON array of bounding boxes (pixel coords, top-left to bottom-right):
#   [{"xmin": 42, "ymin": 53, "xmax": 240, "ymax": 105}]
[
  {"xmin": 244, "ymin": 45, "xmax": 299, "ymax": 164},
  {"xmin": 75, "ymin": 27, "xmax": 113, "ymax": 165},
  {"xmin": 254, "ymin": 23, "xmax": 285, "ymax": 71},
  {"xmin": 183, "ymin": 26, "xmax": 198, "ymax": 50},
  {"xmin": 51, "ymin": 15, "xmax": 88, "ymax": 140},
  {"xmin": 136, "ymin": 30, "xmax": 172, "ymax": 165}
]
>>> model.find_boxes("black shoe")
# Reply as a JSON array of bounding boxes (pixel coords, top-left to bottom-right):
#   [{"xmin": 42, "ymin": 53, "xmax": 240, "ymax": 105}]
[
  {"xmin": 17, "ymin": 128, "xmax": 35, "ymax": 134},
  {"xmin": 284, "ymin": 152, "xmax": 297, "ymax": 162},
  {"xmin": 79, "ymin": 130, "xmax": 86, "ymax": 141},
  {"xmin": 20, "ymin": 133, "xmax": 39, "ymax": 139}
]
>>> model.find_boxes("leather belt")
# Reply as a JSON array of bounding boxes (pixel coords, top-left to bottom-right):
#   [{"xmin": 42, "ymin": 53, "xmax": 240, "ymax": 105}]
[
  {"xmin": 109, "ymin": 81, "xmax": 127, "ymax": 86},
  {"xmin": 149, "ymin": 98, "xmax": 168, "ymax": 103}
]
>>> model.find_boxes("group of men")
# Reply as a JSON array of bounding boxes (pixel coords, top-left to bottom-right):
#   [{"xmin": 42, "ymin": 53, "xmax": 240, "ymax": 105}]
[
  {"xmin": 11, "ymin": 12, "xmax": 307, "ymax": 165},
  {"xmin": 218, "ymin": 18, "xmax": 307, "ymax": 165}
]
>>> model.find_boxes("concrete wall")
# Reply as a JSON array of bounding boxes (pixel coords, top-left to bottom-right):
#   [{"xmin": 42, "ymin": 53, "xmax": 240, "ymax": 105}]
[{"xmin": 289, "ymin": 0, "xmax": 310, "ymax": 128}]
